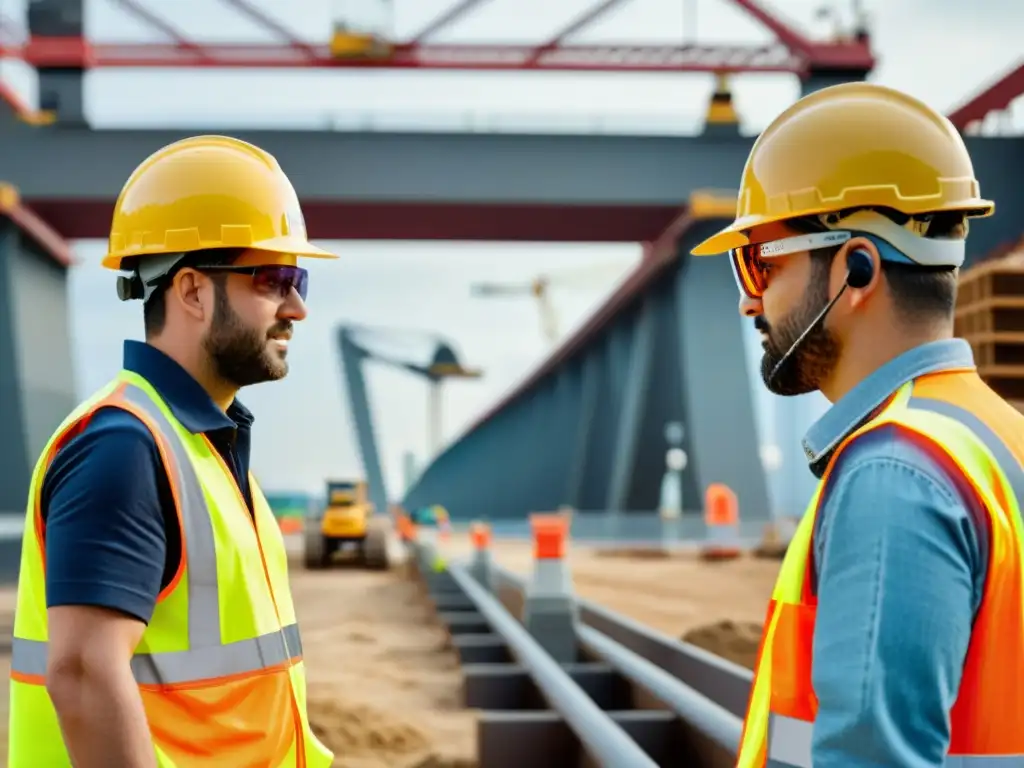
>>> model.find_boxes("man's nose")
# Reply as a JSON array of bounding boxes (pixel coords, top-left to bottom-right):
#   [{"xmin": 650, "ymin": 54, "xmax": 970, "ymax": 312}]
[
  {"xmin": 739, "ymin": 295, "xmax": 763, "ymax": 318},
  {"xmin": 280, "ymin": 289, "xmax": 308, "ymax": 321}
]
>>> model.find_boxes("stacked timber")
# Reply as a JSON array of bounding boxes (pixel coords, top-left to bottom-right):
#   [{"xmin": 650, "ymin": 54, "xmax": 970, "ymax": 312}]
[{"xmin": 956, "ymin": 239, "xmax": 1024, "ymax": 411}]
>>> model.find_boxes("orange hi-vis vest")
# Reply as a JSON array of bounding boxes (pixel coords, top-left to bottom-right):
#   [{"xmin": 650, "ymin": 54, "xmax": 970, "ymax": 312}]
[
  {"xmin": 8, "ymin": 370, "xmax": 334, "ymax": 767},
  {"xmin": 736, "ymin": 370, "xmax": 1024, "ymax": 768}
]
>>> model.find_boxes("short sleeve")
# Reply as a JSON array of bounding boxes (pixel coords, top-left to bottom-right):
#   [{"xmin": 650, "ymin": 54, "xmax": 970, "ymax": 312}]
[{"xmin": 41, "ymin": 406, "xmax": 176, "ymax": 623}]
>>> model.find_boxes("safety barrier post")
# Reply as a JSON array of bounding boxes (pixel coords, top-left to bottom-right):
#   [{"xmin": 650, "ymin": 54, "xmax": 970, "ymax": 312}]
[
  {"xmin": 417, "ymin": 524, "xmax": 443, "ymax": 572},
  {"xmin": 396, "ymin": 512, "xmax": 419, "ymax": 579},
  {"xmin": 522, "ymin": 512, "xmax": 578, "ymax": 664},
  {"xmin": 700, "ymin": 483, "xmax": 742, "ymax": 560},
  {"xmin": 468, "ymin": 521, "xmax": 494, "ymax": 591}
]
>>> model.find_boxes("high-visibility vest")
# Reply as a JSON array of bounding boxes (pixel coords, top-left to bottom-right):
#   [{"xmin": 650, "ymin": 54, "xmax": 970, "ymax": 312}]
[
  {"xmin": 736, "ymin": 373, "xmax": 1024, "ymax": 768},
  {"xmin": 8, "ymin": 370, "xmax": 335, "ymax": 768}
]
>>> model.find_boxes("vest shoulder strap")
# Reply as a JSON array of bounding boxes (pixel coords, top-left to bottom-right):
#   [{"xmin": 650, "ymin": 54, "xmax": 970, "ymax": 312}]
[{"xmin": 846, "ymin": 385, "xmax": 1024, "ymax": 527}]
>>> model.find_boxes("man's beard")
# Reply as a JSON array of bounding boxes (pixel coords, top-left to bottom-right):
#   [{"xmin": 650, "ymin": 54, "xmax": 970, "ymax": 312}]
[
  {"xmin": 203, "ymin": 283, "xmax": 292, "ymax": 389},
  {"xmin": 757, "ymin": 276, "xmax": 841, "ymax": 397}
]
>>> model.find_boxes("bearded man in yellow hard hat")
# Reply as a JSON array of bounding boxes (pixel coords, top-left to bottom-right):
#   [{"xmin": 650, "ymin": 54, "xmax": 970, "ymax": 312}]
[
  {"xmin": 9, "ymin": 136, "xmax": 337, "ymax": 767},
  {"xmin": 692, "ymin": 83, "xmax": 1024, "ymax": 767}
]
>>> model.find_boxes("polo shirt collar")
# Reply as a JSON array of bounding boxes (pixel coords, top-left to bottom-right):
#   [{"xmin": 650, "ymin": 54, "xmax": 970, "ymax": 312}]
[{"xmin": 122, "ymin": 340, "xmax": 254, "ymax": 434}]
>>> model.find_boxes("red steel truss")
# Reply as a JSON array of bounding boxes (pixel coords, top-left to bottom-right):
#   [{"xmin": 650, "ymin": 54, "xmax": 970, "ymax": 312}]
[
  {"xmin": 0, "ymin": 0, "xmax": 875, "ymax": 76},
  {"xmin": 947, "ymin": 58, "xmax": 1024, "ymax": 130}
]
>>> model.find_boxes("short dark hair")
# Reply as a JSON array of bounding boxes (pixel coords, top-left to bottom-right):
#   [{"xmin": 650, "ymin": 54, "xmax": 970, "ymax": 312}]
[
  {"xmin": 137, "ymin": 247, "xmax": 245, "ymax": 339},
  {"xmin": 791, "ymin": 207, "xmax": 966, "ymax": 326}
]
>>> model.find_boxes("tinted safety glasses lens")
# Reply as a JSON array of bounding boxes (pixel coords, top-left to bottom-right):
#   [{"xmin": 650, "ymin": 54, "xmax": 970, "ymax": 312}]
[
  {"xmin": 253, "ymin": 266, "xmax": 308, "ymax": 301},
  {"xmin": 731, "ymin": 245, "xmax": 768, "ymax": 299}
]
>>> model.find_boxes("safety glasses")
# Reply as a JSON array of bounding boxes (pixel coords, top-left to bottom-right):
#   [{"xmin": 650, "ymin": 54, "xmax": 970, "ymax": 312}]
[
  {"xmin": 194, "ymin": 264, "xmax": 309, "ymax": 301},
  {"xmin": 730, "ymin": 230, "xmax": 852, "ymax": 299}
]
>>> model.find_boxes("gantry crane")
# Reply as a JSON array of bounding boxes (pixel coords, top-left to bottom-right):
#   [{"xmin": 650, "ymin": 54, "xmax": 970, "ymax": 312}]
[
  {"xmin": 471, "ymin": 260, "xmax": 633, "ymax": 345},
  {"xmin": 0, "ymin": 0, "xmax": 875, "ymax": 78},
  {"xmin": 336, "ymin": 324, "xmax": 481, "ymax": 517}
]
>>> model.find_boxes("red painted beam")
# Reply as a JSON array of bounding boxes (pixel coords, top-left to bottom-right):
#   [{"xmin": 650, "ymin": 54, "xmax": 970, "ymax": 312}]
[
  {"xmin": 24, "ymin": 199, "xmax": 681, "ymax": 244},
  {"xmin": 0, "ymin": 187, "xmax": 76, "ymax": 267},
  {"xmin": 947, "ymin": 59, "xmax": 1024, "ymax": 130},
  {"xmin": 5, "ymin": 39, "xmax": 810, "ymax": 73},
  {"xmin": 727, "ymin": 0, "xmax": 874, "ymax": 71}
]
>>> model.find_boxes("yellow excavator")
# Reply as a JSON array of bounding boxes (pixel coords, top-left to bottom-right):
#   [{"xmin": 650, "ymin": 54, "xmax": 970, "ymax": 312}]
[{"xmin": 304, "ymin": 479, "xmax": 389, "ymax": 570}]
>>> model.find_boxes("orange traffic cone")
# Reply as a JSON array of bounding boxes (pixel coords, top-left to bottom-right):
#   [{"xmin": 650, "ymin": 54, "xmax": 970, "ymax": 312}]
[{"xmin": 700, "ymin": 483, "xmax": 742, "ymax": 561}]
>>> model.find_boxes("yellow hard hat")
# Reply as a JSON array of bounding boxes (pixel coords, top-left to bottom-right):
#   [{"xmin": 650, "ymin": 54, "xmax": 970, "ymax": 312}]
[
  {"xmin": 102, "ymin": 135, "xmax": 338, "ymax": 270},
  {"xmin": 691, "ymin": 82, "xmax": 994, "ymax": 256}
]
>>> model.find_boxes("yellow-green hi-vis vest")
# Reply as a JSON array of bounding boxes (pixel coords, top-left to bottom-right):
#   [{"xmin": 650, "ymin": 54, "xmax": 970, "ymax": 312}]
[{"xmin": 8, "ymin": 370, "xmax": 334, "ymax": 768}]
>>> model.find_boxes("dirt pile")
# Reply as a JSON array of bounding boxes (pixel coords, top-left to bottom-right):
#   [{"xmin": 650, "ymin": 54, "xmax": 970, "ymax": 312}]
[
  {"xmin": 682, "ymin": 619, "xmax": 763, "ymax": 671},
  {"xmin": 309, "ymin": 696, "xmax": 476, "ymax": 768},
  {"xmin": 593, "ymin": 547, "xmax": 673, "ymax": 560}
]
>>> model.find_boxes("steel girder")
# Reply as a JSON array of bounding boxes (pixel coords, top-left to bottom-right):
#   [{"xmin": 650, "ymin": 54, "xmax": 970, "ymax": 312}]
[
  {"xmin": 403, "ymin": 219, "xmax": 771, "ymax": 525},
  {"xmin": 1, "ymin": 123, "xmax": 1021, "ymax": 252}
]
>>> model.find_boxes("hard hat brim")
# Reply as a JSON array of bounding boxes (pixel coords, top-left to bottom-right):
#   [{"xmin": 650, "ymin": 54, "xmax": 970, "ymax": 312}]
[
  {"xmin": 101, "ymin": 235, "xmax": 339, "ymax": 271},
  {"xmin": 252, "ymin": 235, "xmax": 340, "ymax": 261},
  {"xmin": 690, "ymin": 213, "xmax": 769, "ymax": 256}
]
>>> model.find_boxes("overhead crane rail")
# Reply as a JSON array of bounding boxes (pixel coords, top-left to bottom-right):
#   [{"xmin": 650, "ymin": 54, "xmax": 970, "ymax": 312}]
[
  {"xmin": 0, "ymin": 0, "xmax": 874, "ymax": 78},
  {"xmin": 409, "ymin": 519, "xmax": 748, "ymax": 767}
]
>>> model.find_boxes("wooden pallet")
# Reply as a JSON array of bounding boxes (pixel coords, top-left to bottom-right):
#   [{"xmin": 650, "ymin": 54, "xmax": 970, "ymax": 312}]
[
  {"xmin": 958, "ymin": 257, "xmax": 1024, "ymax": 305},
  {"xmin": 957, "ymin": 256, "xmax": 1024, "ymax": 402},
  {"xmin": 960, "ymin": 333, "xmax": 1024, "ymax": 367}
]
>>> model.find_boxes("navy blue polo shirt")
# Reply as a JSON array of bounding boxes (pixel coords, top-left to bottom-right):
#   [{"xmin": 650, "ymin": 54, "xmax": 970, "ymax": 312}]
[{"xmin": 41, "ymin": 340, "xmax": 255, "ymax": 624}]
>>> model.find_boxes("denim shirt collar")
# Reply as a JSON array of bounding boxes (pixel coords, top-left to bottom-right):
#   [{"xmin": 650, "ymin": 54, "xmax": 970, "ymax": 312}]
[
  {"xmin": 122, "ymin": 340, "xmax": 254, "ymax": 435},
  {"xmin": 801, "ymin": 338, "xmax": 976, "ymax": 477}
]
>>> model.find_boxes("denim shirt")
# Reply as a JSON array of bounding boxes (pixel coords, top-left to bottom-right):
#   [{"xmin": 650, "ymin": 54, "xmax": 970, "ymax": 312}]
[{"xmin": 800, "ymin": 338, "xmax": 988, "ymax": 768}]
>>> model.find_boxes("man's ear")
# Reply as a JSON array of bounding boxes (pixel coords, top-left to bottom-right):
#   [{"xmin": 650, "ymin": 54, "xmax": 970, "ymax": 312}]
[{"xmin": 170, "ymin": 268, "xmax": 211, "ymax": 322}]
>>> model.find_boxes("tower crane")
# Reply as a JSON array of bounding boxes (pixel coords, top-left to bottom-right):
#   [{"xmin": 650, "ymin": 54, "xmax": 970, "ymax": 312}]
[
  {"xmin": 471, "ymin": 260, "xmax": 633, "ymax": 345},
  {"xmin": 336, "ymin": 324, "xmax": 482, "ymax": 516}
]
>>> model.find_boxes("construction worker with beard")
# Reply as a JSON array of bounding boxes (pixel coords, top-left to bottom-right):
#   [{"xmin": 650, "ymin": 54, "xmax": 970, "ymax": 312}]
[
  {"xmin": 691, "ymin": 83, "xmax": 1024, "ymax": 767},
  {"xmin": 8, "ymin": 136, "xmax": 337, "ymax": 767}
]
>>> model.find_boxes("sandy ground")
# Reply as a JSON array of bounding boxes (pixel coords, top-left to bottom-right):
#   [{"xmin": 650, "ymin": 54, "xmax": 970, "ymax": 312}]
[{"xmin": 0, "ymin": 534, "xmax": 781, "ymax": 766}]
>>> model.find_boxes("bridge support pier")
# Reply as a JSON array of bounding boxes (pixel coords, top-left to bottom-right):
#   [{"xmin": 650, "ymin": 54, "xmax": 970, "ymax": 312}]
[
  {"xmin": 0, "ymin": 205, "xmax": 75, "ymax": 585},
  {"xmin": 404, "ymin": 217, "xmax": 772, "ymax": 527}
]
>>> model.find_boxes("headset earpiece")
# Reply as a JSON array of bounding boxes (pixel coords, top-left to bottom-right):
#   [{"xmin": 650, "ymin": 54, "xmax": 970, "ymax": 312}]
[{"xmin": 845, "ymin": 248, "xmax": 874, "ymax": 289}]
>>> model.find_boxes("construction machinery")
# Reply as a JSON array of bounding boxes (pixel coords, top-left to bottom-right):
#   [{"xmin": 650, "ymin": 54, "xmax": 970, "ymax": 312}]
[
  {"xmin": 336, "ymin": 324, "xmax": 482, "ymax": 521},
  {"xmin": 304, "ymin": 479, "xmax": 389, "ymax": 570},
  {"xmin": 470, "ymin": 260, "xmax": 633, "ymax": 345}
]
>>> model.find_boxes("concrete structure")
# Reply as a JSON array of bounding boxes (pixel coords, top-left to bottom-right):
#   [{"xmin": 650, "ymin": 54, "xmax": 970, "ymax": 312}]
[
  {"xmin": 0, "ymin": 191, "xmax": 76, "ymax": 515},
  {"xmin": 0, "ymin": 191, "xmax": 76, "ymax": 582}
]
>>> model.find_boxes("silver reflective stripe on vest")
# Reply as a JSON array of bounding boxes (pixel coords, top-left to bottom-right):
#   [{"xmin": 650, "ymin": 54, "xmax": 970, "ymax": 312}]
[
  {"xmin": 766, "ymin": 713, "xmax": 812, "ymax": 768},
  {"xmin": 908, "ymin": 396, "xmax": 1024, "ymax": 507},
  {"xmin": 121, "ymin": 383, "xmax": 222, "ymax": 649},
  {"xmin": 11, "ymin": 623, "xmax": 302, "ymax": 685},
  {"xmin": 12, "ymin": 381, "xmax": 302, "ymax": 686}
]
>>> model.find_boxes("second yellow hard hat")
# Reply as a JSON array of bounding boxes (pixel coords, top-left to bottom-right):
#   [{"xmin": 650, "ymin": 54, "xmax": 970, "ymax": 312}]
[{"xmin": 691, "ymin": 82, "xmax": 994, "ymax": 256}]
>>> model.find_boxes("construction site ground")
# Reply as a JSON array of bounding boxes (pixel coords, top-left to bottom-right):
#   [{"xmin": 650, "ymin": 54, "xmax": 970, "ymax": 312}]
[{"xmin": 0, "ymin": 534, "xmax": 781, "ymax": 767}]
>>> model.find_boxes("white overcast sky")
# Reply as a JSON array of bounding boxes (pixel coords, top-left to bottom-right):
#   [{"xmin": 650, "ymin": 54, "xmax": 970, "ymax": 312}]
[{"xmin": 1, "ymin": 0, "xmax": 1021, "ymax": 501}]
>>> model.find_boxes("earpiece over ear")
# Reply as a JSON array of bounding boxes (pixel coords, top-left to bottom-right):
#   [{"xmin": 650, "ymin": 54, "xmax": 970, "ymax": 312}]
[{"xmin": 845, "ymin": 248, "xmax": 874, "ymax": 289}]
